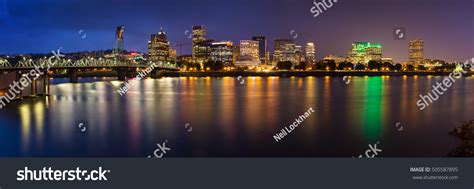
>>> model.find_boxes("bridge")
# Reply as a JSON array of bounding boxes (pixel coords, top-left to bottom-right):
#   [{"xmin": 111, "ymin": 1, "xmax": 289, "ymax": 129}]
[
  {"xmin": 0, "ymin": 58, "xmax": 179, "ymax": 98},
  {"xmin": 0, "ymin": 58, "xmax": 177, "ymax": 70},
  {"xmin": 0, "ymin": 58, "xmax": 178, "ymax": 81}
]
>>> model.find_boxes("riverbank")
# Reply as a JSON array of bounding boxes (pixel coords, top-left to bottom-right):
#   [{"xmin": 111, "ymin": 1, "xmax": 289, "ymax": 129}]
[
  {"xmin": 52, "ymin": 70, "xmax": 472, "ymax": 78},
  {"xmin": 449, "ymin": 120, "xmax": 474, "ymax": 157}
]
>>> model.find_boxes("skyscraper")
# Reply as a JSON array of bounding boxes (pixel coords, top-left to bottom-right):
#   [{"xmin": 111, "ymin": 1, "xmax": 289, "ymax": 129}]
[
  {"xmin": 274, "ymin": 39, "xmax": 296, "ymax": 64},
  {"xmin": 148, "ymin": 28, "xmax": 170, "ymax": 62},
  {"xmin": 235, "ymin": 40, "xmax": 260, "ymax": 67},
  {"xmin": 192, "ymin": 25, "xmax": 206, "ymax": 59},
  {"xmin": 365, "ymin": 46, "xmax": 382, "ymax": 63},
  {"xmin": 349, "ymin": 42, "xmax": 382, "ymax": 63},
  {"xmin": 305, "ymin": 43, "xmax": 316, "ymax": 64},
  {"xmin": 252, "ymin": 36, "xmax": 267, "ymax": 64},
  {"xmin": 233, "ymin": 45, "xmax": 240, "ymax": 65},
  {"xmin": 409, "ymin": 39, "xmax": 424, "ymax": 66},
  {"xmin": 193, "ymin": 40, "xmax": 214, "ymax": 63},
  {"xmin": 265, "ymin": 51, "xmax": 271, "ymax": 66},
  {"xmin": 209, "ymin": 41, "xmax": 233, "ymax": 65},
  {"xmin": 239, "ymin": 40, "xmax": 260, "ymax": 63},
  {"xmin": 295, "ymin": 45, "xmax": 304, "ymax": 63}
]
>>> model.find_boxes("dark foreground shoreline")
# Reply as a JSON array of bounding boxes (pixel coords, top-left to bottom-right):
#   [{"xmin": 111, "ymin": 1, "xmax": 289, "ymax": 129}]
[{"xmin": 53, "ymin": 70, "xmax": 472, "ymax": 78}]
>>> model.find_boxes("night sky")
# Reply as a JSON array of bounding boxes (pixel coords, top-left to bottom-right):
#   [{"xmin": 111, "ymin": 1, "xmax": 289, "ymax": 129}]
[{"xmin": 0, "ymin": 0, "xmax": 472, "ymax": 62}]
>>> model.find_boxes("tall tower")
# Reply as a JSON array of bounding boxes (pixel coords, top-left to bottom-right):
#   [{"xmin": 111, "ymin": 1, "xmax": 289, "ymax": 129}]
[
  {"xmin": 295, "ymin": 45, "xmax": 303, "ymax": 63},
  {"xmin": 409, "ymin": 39, "xmax": 424, "ymax": 66},
  {"xmin": 305, "ymin": 43, "xmax": 316, "ymax": 64},
  {"xmin": 252, "ymin": 36, "xmax": 267, "ymax": 64},
  {"xmin": 265, "ymin": 51, "xmax": 271, "ymax": 65},
  {"xmin": 274, "ymin": 39, "xmax": 295, "ymax": 64},
  {"xmin": 192, "ymin": 25, "xmax": 206, "ymax": 57},
  {"xmin": 148, "ymin": 27, "xmax": 170, "ymax": 62},
  {"xmin": 113, "ymin": 26, "xmax": 125, "ymax": 55},
  {"xmin": 239, "ymin": 40, "xmax": 260, "ymax": 63}
]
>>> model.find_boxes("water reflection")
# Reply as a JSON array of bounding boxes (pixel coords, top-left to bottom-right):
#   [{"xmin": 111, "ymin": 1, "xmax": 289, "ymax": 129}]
[
  {"xmin": 363, "ymin": 77, "xmax": 383, "ymax": 140},
  {"xmin": 1, "ymin": 76, "xmax": 473, "ymax": 157},
  {"xmin": 18, "ymin": 100, "xmax": 46, "ymax": 154}
]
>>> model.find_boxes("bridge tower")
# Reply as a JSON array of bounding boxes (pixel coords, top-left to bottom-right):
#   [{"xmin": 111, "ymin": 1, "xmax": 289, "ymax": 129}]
[{"xmin": 112, "ymin": 26, "xmax": 125, "ymax": 56}]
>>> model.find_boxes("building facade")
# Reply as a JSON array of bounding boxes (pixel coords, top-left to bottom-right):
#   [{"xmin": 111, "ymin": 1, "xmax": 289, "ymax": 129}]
[
  {"xmin": 349, "ymin": 42, "xmax": 382, "ymax": 64},
  {"xmin": 252, "ymin": 36, "xmax": 267, "ymax": 64},
  {"xmin": 169, "ymin": 48, "xmax": 177, "ymax": 60},
  {"xmin": 365, "ymin": 47, "xmax": 382, "ymax": 62},
  {"xmin": 192, "ymin": 25, "xmax": 207, "ymax": 61},
  {"xmin": 381, "ymin": 57, "xmax": 394, "ymax": 64},
  {"xmin": 274, "ymin": 39, "xmax": 296, "ymax": 64},
  {"xmin": 148, "ymin": 28, "xmax": 170, "ymax": 62},
  {"xmin": 232, "ymin": 45, "xmax": 240, "ymax": 65},
  {"xmin": 305, "ymin": 43, "xmax": 316, "ymax": 64},
  {"xmin": 194, "ymin": 39, "xmax": 216, "ymax": 63},
  {"xmin": 209, "ymin": 41, "xmax": 233, "ymax": 65},
  {"xmin": 239, "ymin": 40, "xmax": 260, "ymax": 63},
  {"xmin": 409, "ymin": 39, "xmax": 424, "ymax": 66},
  {"xmin": 265, "ymin": 51, "xmax": 271, "ymax": 65},
  {"xmin": 295, "ymin": 45, "xmax": 304, "ymax": 63},
  {"xmin": 323, "ymin": 54, "xmax": 347, "ymax": 64}
]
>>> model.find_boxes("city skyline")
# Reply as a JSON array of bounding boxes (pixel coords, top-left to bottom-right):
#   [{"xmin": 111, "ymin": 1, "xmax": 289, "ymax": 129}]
[
  {"xmin": 0, "ymin": 25, "xmax": 468, "ymax": 66},
  {"xmin": 0, "ymin": 0, "xmax": 472, "ymax": 63},
  {"xmin": 1, "ymin": 0, "xmax": 474, "ymax": 165}
]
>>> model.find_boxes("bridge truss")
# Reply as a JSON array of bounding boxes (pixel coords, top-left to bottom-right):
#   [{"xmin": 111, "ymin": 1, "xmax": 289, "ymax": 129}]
[{"xmin": 0, "ymin": 58, "xmax": 177, "ymax": 69}]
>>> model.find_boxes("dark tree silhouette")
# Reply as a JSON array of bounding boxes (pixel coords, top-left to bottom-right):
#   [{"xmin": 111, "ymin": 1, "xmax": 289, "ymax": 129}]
[{"xmin": 277, "ymin": 61, "xmax": 293, "ymax": 70}]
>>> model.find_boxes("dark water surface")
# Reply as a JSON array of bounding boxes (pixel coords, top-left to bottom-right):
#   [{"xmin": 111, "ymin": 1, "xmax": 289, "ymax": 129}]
[{"xmin": 1, "ymin": 76, "xmax": 473, "ymax": 157}]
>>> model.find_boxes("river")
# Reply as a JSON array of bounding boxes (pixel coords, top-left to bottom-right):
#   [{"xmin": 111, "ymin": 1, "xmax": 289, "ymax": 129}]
[{"xmin": 0, "ymin": 76, "xmax": 472, "ymax": 157}]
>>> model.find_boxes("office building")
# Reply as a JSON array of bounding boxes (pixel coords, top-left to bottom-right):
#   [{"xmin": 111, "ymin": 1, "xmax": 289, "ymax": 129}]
[
  {"xmin": 265, "ymin": 51, "xmax": 271, "ymax": 65},
  {"xmin": 148, "ymin": 28, "xmax": 170, "ymax": 62},
  {"xmin": 233, "ymin": 45, "xmax": 240, "ymax": 65},
  {"xmin": 193, "ymin": 39, "xmax": 215, "ymax": 63},
  {"xmin": 177, "ymin": 55, "xmax": 202, "ymax": 64},
  {"xmin": 424, "ymin": 59, "xmax": 445, "ymax": 68},
  {"xmin": 192, "ymin": 26, "xmax": 206, "ymax": 46},
  {"xmin": 305, "ymin": 43, "xmax": 316, "ymax": 64},
  {"xmin": 192, "ymin": 25, "xmax": 207, "ymax": 59},
  {"xmin": 381, "ymin": 57, "xmax": 394, "ymax": 64},
  {"xmin": 252, "ymin": 36, "xmax": 267, "ymax": 64},
  {"xmin": 239, "ymin": 40, "xmax": 260, "ymax": 63},
  {"xmin": 409, "ymin": 39, "xmax": 424, "ymax": 66},
  {"xmin": 295, "ymin": 45, "xmax": 304, "ymax": 63},
  {"xmin": 323, "ymin": 54, "xmax": 347, "ymax": 64},
  {"xmin": 234, "ymin": 40, "xmax": 260, "ymax": 67},
  {"xmin": 365, "ymin": 47, "xmax": 382, "ymax": 62},
  {"xmin": 209, "ymin": 41, "xmax": 233, "ymax": 65},
  {"xmin": 169, "ymin": 48, "xmax": 177, "ymax": 60},
  {"xmin": 349, "ymin": 42, "xmax": 382, "ymax": 63},
  {"xmin": 274, "ymin": 39, "xmax": 296, "ymax": 64}
]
